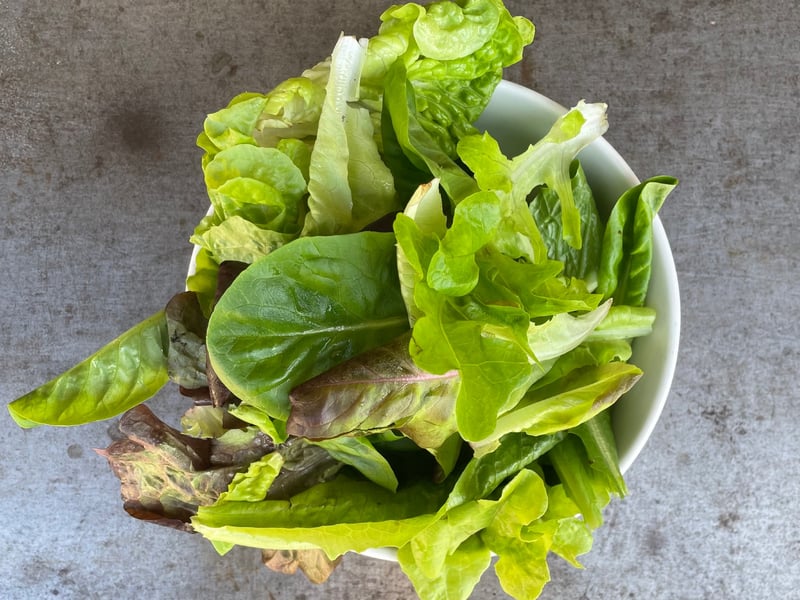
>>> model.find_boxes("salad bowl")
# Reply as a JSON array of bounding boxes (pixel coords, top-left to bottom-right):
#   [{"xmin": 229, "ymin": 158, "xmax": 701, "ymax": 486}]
[
  {"xmin": 7, "ymin": 0, "xmax": 680, "ymax": 594},
  {"xmin": 187, "ymin": 80, "xmax": 681, "ymax": 562}
]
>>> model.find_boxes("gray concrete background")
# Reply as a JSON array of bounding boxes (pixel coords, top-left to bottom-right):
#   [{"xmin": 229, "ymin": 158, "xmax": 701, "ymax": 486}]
[{"xmin": 1, "ymin": 1, "xmax": 796, "ymax": 598}]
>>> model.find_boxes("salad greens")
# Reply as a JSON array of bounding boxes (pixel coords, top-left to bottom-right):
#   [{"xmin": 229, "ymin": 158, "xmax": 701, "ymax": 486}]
[{"xmin": 6, "ymin": 1, "xmax": 677, "ymax": 598}]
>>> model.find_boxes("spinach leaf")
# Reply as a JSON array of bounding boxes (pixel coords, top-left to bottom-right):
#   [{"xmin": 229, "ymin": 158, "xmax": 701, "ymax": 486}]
[
  {"xmin": 8, "ymin": 311, "xmax": 169, "ymax": 428},
  {"xmin": 206, "ymin": 232, "xmax": 409, "ymax": 423}
]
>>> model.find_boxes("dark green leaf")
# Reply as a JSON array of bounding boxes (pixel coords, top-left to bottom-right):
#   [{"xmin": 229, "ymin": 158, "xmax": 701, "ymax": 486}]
[{"xmin": 206, "ymin": 232, "xmax": 409, "ymax": 421}]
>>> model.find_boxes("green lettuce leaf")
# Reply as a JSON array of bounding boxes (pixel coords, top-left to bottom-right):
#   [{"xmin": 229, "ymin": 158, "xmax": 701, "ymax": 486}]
[
  {"xmin": 597, "ymin": 176, "xmax": 678, "ymax": 305},
  {"xmin": 252, "ymin": 62, "xmax": 329, "ymax": 148},
  {"xmin": 206, "ymin": 232, "xmax": 409, "ymax": 422},
  {"xmin": 398, "ymin": 534, "xmax": 491, "ymax": 600},
  {"xmin": 191, "ymin": 472, "xmax": 451, "ymax": 559},
  {"xmin": 302, "ymin": 36, "xmax": 398, "ymax": 235},
  {"xmin": 396, "ymin": 179, "xmax": 447, "ymax": 325},
  {"xmin": 529, "ymin": 160, "xmax": 603, "ymax": 287},
  {"xmin": 446, "ymin": 431, "xmax": 564, "ymax": 510},
  {"xmin": 199, "ymin": 92, "xmax": 268, "ymax": 158},
  {"xmin": 203, "ymin": 144, "xmax": 307, "ymax": 234},
  {"xmin": 473, "ymin": 362, "xmax": 642, "ymax": 452},
  {"xmin": 190, "ymin": 215, "xmax": 295, "ymax": 265},
  {"xmin": 458, "ymin": 100, "xmax": 608, "ymax": 250},
  {"xmin": 312, "ymin": 436, "xmax": 399, "ymax": 492},
  {"xmin": 572, "ymin": 410, "xmax": 627, "ymax": 498},
  {"xmin": 8, "ymin": 311, "xmax": 169, "ymax": 428}
]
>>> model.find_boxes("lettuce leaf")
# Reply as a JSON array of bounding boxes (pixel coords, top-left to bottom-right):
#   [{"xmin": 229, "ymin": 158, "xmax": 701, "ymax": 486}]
[
  {"xmin": 192, "ymin": 472, "xmax": 451, "ymax": 559},
  {"xmin": 8, "ymin": 311, "xmax": 169, "ymax": 428},
  {"xmin": 206, "ymin": 232, "xmax": 409, "ymax": 423},
  {"xmin": 459, "ymin": 101, "xmax": 608, "ymax": 250},
  {"xmin": 303, "ymin": 36, "xmax": 399, "ymax": 235},
  {"xmin": 597, "ymin": 176, "xmax": 678, "ymax": 305}
]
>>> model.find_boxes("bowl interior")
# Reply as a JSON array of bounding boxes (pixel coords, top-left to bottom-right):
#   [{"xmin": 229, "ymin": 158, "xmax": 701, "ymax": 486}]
[{"xmin": 475, "ymin": 81, "xmax": 680, "ymax": 474}]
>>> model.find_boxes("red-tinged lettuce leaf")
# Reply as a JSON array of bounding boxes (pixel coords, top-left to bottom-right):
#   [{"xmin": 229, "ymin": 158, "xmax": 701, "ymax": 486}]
[
  {"xmin": 287, "ymin": 334, "xmax": 458, "ymax": 446},
  {"xmin": 97, "ymin": 405, "xmax": 244, "ymax": 530},
  {"xmin": 165, "ymin": 291, "xmax": 208, "ymax": 391}
]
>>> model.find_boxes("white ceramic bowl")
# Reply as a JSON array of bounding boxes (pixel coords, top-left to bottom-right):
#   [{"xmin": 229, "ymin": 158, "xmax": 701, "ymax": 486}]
[{"xmin": 190, "ymin": 81, "xmax": 681, "ymax": 562}]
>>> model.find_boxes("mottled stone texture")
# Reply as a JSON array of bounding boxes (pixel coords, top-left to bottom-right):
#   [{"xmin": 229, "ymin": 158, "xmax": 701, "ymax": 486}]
[{"xmin": 2, "ymin": 1, "xmax": 798, "ymax": 598}]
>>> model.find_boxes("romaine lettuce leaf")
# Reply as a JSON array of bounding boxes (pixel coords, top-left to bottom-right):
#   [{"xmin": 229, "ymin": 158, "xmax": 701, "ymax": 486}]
[
  {"xmin": 8, "ymin": 311, "xmax": 169, "ymax": 428},
  {"xmin": 303, "ymin": 36, "xmax": 399, "ymax": 235},
  {"xmin": 597, "ymin": 176, "xmax": 678, "ymax": 305},
  {"xmin": 312, "ymin": 436, "xmax": 399, "ymax": 492},
  {"xmin": 206, "ymin": 232, "xmax": 409, "ymax": 423},
  {"xmin": 192, "ymin": 472, "xmax": 451, "ymax": 559}
]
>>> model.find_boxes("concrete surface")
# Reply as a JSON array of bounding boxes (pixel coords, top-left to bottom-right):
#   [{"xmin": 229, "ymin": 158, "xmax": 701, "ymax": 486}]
[{"xmin": 1, "ymin": 1, "xmax": 797, "ymax": 598}]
